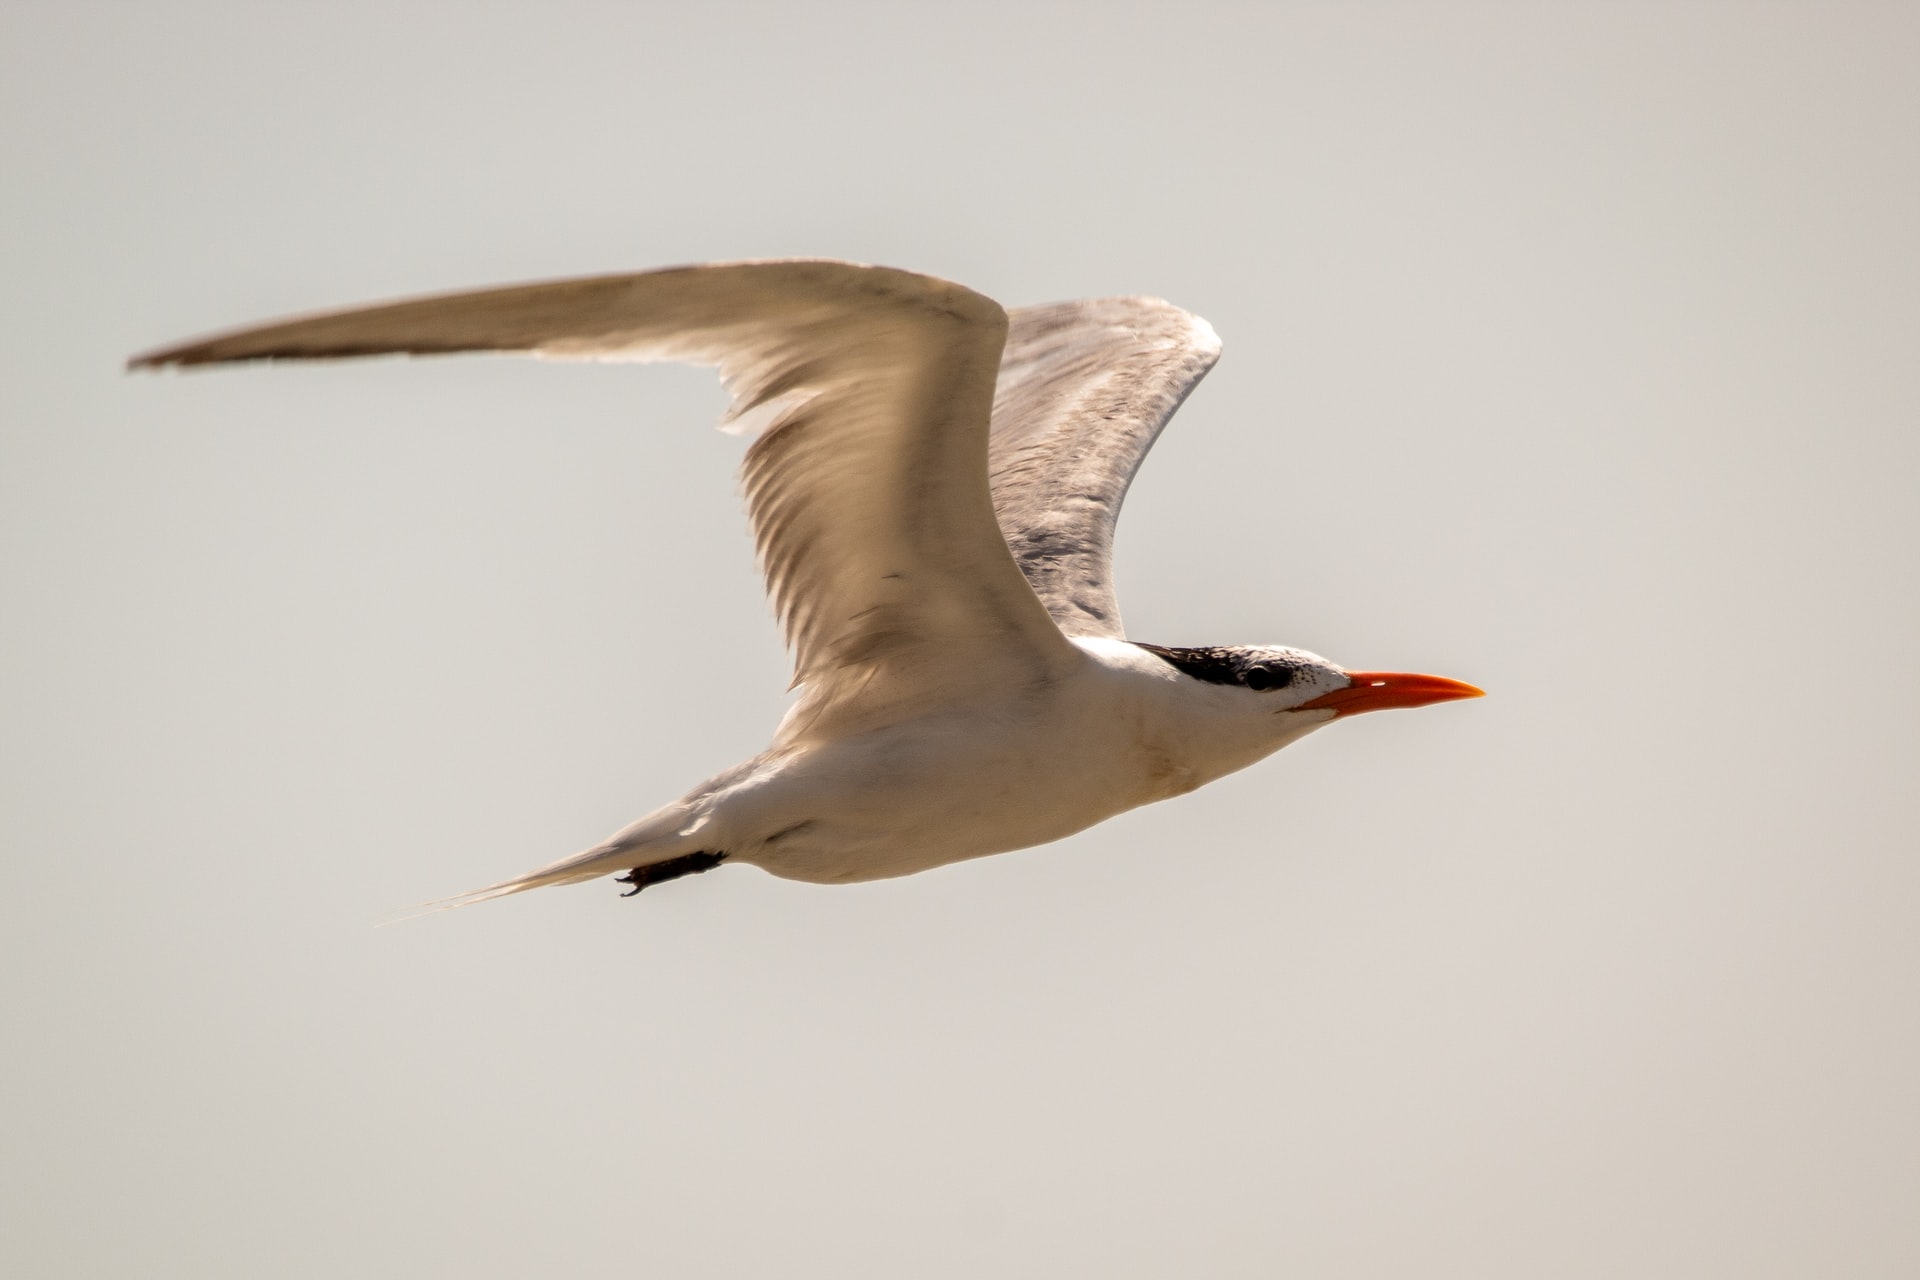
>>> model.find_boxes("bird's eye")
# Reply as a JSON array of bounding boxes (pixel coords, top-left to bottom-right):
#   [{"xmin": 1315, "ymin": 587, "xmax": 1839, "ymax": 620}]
[{"xmin": 1243, "ymin": 665, "xmax": 1295, "ymax": 692}]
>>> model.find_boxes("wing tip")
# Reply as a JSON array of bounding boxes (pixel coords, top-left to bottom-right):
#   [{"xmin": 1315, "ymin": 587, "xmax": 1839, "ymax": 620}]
[
  {"xmin": 124, "ymin": 258, "xmax": 998, "ymax": 374},
  {"xmin": 126, "ymin": 346, "xmax": 218, "ymax": 371}
]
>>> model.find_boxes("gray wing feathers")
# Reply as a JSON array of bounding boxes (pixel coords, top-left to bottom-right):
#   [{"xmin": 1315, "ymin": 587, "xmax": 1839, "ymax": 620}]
[
  {"xmin": 988, "ymin": 297, "xmax": 1222, "ymax": 640},
  {"xmin": 131, "ymin": 262, "xmax": 1081, "ymax": 723}
]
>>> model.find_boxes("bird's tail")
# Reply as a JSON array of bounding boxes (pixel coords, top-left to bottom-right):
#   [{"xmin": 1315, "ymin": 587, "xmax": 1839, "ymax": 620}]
[{"xmin": 385, "ymin": 802, "xmax": 706, "ymax": 921}]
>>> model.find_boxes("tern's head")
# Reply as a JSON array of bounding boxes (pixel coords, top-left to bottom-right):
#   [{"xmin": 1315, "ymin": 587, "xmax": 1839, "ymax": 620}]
[{"xmin": 1133, "ymin": 643, "xmax": 1484, "ymax": 720}]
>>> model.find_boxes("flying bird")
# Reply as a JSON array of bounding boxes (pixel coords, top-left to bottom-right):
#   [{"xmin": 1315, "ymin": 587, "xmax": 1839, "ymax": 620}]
[{"xmin": 131, "ymin": 260, "xmax": 1481, "ymax": 907}]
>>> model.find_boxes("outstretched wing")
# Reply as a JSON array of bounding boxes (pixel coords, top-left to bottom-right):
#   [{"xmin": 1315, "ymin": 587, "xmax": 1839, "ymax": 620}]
[
  {"xmin": 987, "ymin": 297, "xmax": 1222, "ymax": 640},
  {"xmin": 132, "ymin": 261, "xmax": 1081, "ymax": 734}
]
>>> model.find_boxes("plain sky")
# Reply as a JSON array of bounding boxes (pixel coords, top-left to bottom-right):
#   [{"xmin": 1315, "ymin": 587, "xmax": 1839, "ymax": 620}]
[{"xmin": 5, "ymin": 2, "xmax": 1917, "ymax": 1276}]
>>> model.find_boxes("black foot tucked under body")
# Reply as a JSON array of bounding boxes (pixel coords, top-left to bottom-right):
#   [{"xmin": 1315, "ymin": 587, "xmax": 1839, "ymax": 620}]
[{"xmin": 617, "ymin": 851, "xmax": 727, "ymax": 897}]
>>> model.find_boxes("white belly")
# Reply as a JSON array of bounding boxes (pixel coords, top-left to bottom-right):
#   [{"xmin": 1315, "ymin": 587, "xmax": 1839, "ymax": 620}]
[{"xmin": 692, "ymin": 657, "xmax": 1296, "ymax": 884}]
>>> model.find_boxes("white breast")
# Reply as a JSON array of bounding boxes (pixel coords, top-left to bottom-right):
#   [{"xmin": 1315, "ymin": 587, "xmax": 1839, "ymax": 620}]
[{"xmin": 712, "ymin": 637, "xmax": 1327, "ymax": 884}]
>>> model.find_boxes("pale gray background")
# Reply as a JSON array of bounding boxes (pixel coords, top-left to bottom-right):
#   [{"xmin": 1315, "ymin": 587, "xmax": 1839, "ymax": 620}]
[{"xmin": 5, "ymin": 2, "xmax": 1916, "ymax": 1276}]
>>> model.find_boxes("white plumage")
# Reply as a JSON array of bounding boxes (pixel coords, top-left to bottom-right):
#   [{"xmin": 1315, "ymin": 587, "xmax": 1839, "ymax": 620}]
[{"xmin": 132, "ymin": 259, "xmax": 1481, "ymax": 906}]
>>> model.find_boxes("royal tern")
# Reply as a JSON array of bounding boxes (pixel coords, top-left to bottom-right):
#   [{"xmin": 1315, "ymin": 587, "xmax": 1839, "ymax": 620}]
[{"xmin": 132, "ymin": 260, "xmax": 1482, "ymax": 906}]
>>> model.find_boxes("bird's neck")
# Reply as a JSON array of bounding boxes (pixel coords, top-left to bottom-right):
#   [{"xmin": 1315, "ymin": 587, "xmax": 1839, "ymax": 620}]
[{"xmin": 1071, "ymin": 637, "xmax": 1329, "ymax": 795}]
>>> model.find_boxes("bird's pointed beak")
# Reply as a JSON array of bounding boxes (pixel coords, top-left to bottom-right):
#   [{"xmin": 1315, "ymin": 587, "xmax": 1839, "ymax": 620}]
[{"xmin": 1298, "ymin": 671, "xmax": 1485, "ymax": 717}]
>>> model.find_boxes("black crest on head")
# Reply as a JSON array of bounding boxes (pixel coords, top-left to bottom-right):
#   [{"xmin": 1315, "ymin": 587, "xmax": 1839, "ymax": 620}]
[{"xmin": 1133, "ymin": 643, "xmax": 1297, "ymax": 691}]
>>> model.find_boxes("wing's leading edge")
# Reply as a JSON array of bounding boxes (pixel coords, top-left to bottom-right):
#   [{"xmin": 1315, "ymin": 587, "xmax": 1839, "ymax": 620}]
[{"xmin": 133, "ymin": 261, "xmax": 1082, "ymax": 736}]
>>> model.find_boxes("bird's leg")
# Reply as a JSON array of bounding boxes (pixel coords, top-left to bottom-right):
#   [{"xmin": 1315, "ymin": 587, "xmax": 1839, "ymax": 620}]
[{"xmin": 616, "ymin": 851, "xmax": 727, "ymax": 897}]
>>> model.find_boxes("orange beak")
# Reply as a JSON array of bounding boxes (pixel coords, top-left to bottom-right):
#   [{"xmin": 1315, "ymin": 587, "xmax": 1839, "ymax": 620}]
[{"xmin": 1297, "ymin": 671, "xmax": 1485, "ymax": 717}]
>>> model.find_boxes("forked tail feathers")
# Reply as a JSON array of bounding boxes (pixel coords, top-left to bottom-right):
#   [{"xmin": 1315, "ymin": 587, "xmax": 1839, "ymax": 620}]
[{"xmin": 381, "ymin": 804, "xmax": 707, "ymax": 922}]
